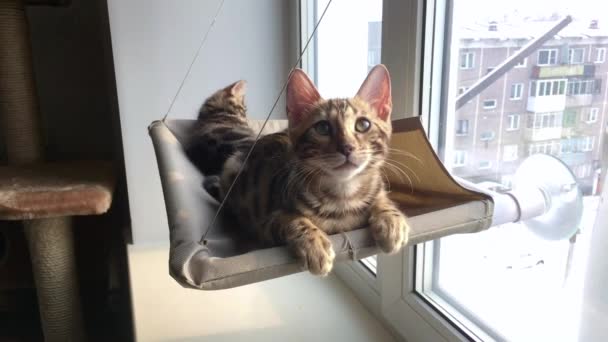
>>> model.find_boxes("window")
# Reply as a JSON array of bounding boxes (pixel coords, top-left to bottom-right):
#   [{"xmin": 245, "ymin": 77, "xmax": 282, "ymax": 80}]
[
  {"xmin": 502, "ymin": 144, "xmax": 518, "ymax": 161},
  {"xmin": 596, "ymin": 47, "xmax": 606, "ymax": 63},
  {"xmin": 527, "ymin": 112, "xmax": 562, "ymax": 129},
  {"xmin": 580, "ymin": 136, "xmax": 595, "ymax": 151},
  {"xmin": 453, "ymin": 150, "xmax": 467, "ymax": 167},
  {"xmin": 367, "ymin": 22, "xmax": 382, "ymax": 72},
  {"xmin": 482, "ymin": 99, "xmax": 496, "ymax": 109},
  {"xmin": 563, "ymin": 110, "xmax": 577, "ymax": 127},
  {"xmin": 568, "ymin": 48, "xmax": 585, "ymax": 64},
  {"xmin": 480, "ymin": 131, "xmax": 495, "ymax": 141},
  {"xmin": 530, "ymin": 79, "xmax": 566, "ymax": 96},
  {"xmin": 529, "ymin": 141, "xmax": 560, "ymax": 155},
  {"xmin": 584, "ymin": 108, "xmax": 599, "ymax": 123},
  {"xmin": 515, "ymin": 57, "xmax": 527, "ymax": 68},
  {"xmin": 478, "ymin": 160, "xmax": 492, "ymax": 169},
  {"xmin": 455, "ymin": 119, "xmax": 469, "ymax": 135},
  {"xmin": 318, "ymin": 2, "xmax": 608, "ymax": 341},
  {"xmin": 506, "ymin": 114, "xmax": 520, "ymax": 130},
  {"xmin": 567, "ymin": 79, "xmax": 601, "ymax": 95},
  {"xmin": 509, "ymin": 83, "xmax": 523, "ymax": 100},
  {"xmin": 460, "ymin": 51, "xmax": 475, "ymax": 69},
  {"xmin": 537, "ymin": 48, "xmax": 558, "ymax": 65}
]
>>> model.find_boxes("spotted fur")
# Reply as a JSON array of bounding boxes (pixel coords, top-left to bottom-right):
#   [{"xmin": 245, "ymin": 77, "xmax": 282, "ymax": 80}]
[
  {"xmin": 186, "ymin": 80, "xmax": 254, "ymax": 178},
  {"xmin": 217, "ymin": 65, "xmax": 410, "ymax": 276}
]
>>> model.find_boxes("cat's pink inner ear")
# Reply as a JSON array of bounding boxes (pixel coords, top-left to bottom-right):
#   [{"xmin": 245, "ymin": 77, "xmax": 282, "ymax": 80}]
[
  {"xmin": 229, "ymin": 80, "xmax": 247, "ymax": 97},
  {"xmin": 287, "ymin": 69, "xmax": 321, "ymax": 125},
  {"xmin": 356, "ymin": 65, "xmax": 392, "ymax": 121}
]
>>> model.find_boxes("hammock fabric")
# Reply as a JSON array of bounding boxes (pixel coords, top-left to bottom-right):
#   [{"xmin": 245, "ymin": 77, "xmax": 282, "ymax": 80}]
[{"xmin": 149, "ymin": 117, "xmax": 493, "ymax": 290}]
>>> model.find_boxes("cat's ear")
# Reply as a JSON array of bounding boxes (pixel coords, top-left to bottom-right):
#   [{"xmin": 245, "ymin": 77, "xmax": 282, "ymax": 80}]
[
  {"xmin": 225, "ymin": 80, "xmax": 247, "ymax": 97},
  {"xmin": 287, "ymin": 69, "xmax": 321, "ymax": 126},
  {"xmin": 356, "ymin": 65, "xmax": 392, "ymax": 121}
]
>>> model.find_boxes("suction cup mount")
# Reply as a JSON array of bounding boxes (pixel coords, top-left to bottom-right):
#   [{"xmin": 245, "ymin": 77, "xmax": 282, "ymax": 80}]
[{"xmin": 511, "ymin": 154, "xmax": 583, "ymax": 240}]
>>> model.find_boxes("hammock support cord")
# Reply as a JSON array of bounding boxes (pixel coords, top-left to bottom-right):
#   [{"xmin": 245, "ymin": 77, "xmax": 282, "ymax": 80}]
[{"xmin": 200, "ymin": 0, "xmax": 334, "ymax": 243}]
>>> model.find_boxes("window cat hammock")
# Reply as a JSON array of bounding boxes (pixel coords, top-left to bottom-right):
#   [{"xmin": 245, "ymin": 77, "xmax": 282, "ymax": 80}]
[{"xmin": 148, "ymin": 0, "xmax": 582, "ymax": 290}]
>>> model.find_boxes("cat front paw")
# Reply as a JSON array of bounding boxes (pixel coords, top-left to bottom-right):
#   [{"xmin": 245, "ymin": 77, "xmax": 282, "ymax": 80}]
[
  {"xmin": 291, "ymin": 229, "xmax": 336, "ymax": 276},
  {"xmin": 369, "ymin": 209, "xmax": 409, "ymax": 254}
]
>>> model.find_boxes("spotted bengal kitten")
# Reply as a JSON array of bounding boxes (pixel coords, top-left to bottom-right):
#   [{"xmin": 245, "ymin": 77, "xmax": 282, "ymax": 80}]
[
  {"xmin": 186, "ymin": 80, "xmax": 254, "ymax": 179},
  {"xmin": 201, "ymin": 65, "xmax": 409, "ymax": 276}
]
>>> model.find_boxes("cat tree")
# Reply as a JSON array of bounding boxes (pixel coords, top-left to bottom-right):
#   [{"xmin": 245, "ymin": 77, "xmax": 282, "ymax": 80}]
[{"xmin": 0, "ymin": 0, "xmax": 115, "ymax": 340}]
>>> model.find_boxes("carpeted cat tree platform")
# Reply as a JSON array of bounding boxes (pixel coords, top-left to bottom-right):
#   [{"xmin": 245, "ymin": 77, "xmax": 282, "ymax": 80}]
[{"xmin": 0, "ymin": 0, "xmax": 115, "ymax": 340}]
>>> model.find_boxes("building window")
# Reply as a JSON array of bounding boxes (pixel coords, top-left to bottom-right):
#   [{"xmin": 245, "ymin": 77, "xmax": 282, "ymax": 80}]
[
  {"xmin": 584, "ymin": 108, "xmax": 599, "ymax": 123},
  {"xmin": 506, "ymin": 114, "xmax": 520, "ymax": 130},
  {"xmin": 455, "ymin": 119, "xmax": 469, "ymax": 136},
  {"xmin": 596, "ymin": 47, "xmax": 606, "ymax": 63},
  {"xmin": 567, "ymin": 79, "xmax": 601, "ymax": 95},
  {"xmin": 460, "ymin": 52, "xmax": 475, "ymax": 69},
  {"xmin": 367, "ymin": 21, "xmax": 382, "ymax": 72},
  {"xmin": 480, "ymin": 131, "xmax": 495, "ymax": 141},
  {"xmin": 530, "ymin": 79, "xmax": 566, "ymax": 97},
  {"xmin": 482, "ymin": 99, "xmax": 497, "ymax": 109},
  {"xmin": 574, "ymin": 164, "xmax": 593, "ymax": 178},
  {"xmin": 529, "ymin": 141, "xmax": 560, "ymax": 155},
  {"xmin": 580, "ymin": 136, "xmax": 595, "ymax": 151},
  {"xmin": 563, "ymin": 110, "xmax": 577, "ymax": 127},
  {"xmin": 515, "ymin": 58, "xmax": 527, "ymax": 68},
  {"xmin": 478, "ymin": 161, "xmax": 492, "ymax": 169},
  {"xmin": 453, "ymin": 150, "xmax": 467, "ymax": 167},
  {"xmin": 510, "ymin": 83, "xmax": 523, "ymax": 100},
  {"xmin": 568, "ymin": 48, "xmax": 585, "ymax": 64},
  {"xmin": 527, "ymin": 112, "xmax": 561, "ymax": 129},
  {"xmin": 537, "ymin": 49, "xmax": 558, "ymax": 65},
  {"xmin": 503, "ymin": 145, "xmax": 518, "ymax": 161}
]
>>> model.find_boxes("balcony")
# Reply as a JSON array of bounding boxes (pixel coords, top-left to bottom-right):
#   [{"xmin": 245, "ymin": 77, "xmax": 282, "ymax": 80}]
[
  {"xmin": 532, "ymin": 64, "xmax": 596, "ymax": 79},
  {"xmin": 566, "ymin": 94, "xmax": 594, "ymax": 107},
  {"xmin": 527, "ymin": 94, "xmax": 566, "ymax": 112},
  {"xmin": 524, "ymin": 127, "xmax": 562, "ymax": 142}
]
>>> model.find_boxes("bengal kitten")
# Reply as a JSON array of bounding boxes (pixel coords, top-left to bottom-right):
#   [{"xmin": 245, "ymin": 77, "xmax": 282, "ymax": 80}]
[
  {"xmin": 215, "ymin": 65, "xmax": 409, "ymax": 276},
  {"xmin": 186, "ymin": 80, "xmax": 254, "ymax": 178}
]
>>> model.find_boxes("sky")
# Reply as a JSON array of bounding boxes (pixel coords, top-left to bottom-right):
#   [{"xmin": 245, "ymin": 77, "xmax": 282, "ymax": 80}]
[{"xmin": 455, "ymin": 0, "xmax": 608, "ymax": 23}]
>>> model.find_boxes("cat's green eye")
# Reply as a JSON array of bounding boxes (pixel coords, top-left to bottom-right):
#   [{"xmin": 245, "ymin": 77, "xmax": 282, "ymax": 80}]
[
  {"xmin": 314, "ymin": 120, "xmax": 331, "ymax": 136},
  {"xmin": 355, "ymin": 118, "xmax": 371, "ymax": 133}
]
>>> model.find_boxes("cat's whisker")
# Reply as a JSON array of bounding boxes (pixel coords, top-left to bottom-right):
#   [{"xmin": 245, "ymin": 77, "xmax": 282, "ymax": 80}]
[
  {"xmin": 383, "ymin": 161, "xmax": 414, "ymax": 194},
  {"xmin": 385, "ymin": 158, "xmax": 421, "ymax": 183}
]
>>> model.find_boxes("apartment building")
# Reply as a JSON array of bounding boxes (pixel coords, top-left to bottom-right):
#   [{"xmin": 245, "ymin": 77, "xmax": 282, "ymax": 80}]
[{"xmin": 452, "ymin": 19, "xmax": 608, "ymax": 194}]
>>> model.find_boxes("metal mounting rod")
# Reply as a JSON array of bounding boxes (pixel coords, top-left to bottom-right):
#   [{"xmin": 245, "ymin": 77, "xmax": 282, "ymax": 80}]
[
  {"xmin": 458, "ymin": 154, "xmax": 583, "ymax": 240},
  {"xmin": 455, "ymin": 15, "xmax": 573, "ymax": 109}
]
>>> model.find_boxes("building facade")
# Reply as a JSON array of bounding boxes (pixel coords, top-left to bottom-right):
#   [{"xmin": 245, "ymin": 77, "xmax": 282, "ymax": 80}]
[{"xmin": 452, "ymin": 20, "xmax": 608, "ymax": 195}]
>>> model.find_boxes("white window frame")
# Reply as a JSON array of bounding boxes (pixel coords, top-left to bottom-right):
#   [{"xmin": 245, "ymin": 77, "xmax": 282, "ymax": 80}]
[
  {"xmin": 453, "ymin": 150, "xmax": 467, "ymax": 167},
  {"xmin": 568, "ymin": 47, "xmax": 585, "ymax": 64},
  {"xmin": 509, "ymin": 83, "xmax": 523, "ymax": 100},
  {"xmin": 515, "ymin": 57, "xmax": 527, "ymax": 68},
  {"xmin": 537, "ymin": 48, "xmax": 558, "ymax": 66},
  {"xmin": 305, "ymin": 1, "xmax": 473, "ymax": 341},
  {"xmin": 581, "ymin": 136, "xmax": 595, "ymax": 152},
  {"xmin": 585, "ymin": 107, "xmax": 599, "ymax": 123},
  {"xmin": 482, "ymin": 99, "xmax": 497, "ymax": 109},
  {"xmin": 506, "ymin": 114, "xmax": 520, "ymax": 131},
  {"xmin": 595, "ymin": 47, "xmax": 606, "ymax": 63},
  {"xmin": 460, "ymin": 51, "xmax": 475, "ymax": 69},
  {"xmin": 455, "ymin": 119, "xmax": 469, "ymax": 136}
]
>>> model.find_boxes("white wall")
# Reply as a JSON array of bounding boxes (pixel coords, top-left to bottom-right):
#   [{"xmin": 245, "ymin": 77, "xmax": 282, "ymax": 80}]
[{"xmin": 108, "ymin": 0, "xmax": 293, "ymax": 243}]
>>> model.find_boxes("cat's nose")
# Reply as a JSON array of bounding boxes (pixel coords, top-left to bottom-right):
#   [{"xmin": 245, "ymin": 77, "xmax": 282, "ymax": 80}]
[{"xmin": 338, "ymin": 143, "xmax": 354, "ymax": 156}]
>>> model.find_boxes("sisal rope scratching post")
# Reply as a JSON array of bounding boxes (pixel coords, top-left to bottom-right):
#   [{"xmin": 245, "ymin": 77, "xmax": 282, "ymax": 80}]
[{"xmin": 0, "ymin": 0, "xmax": 85, "ymax": 340}]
